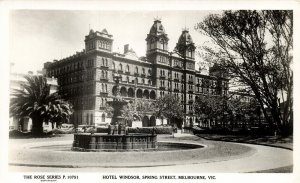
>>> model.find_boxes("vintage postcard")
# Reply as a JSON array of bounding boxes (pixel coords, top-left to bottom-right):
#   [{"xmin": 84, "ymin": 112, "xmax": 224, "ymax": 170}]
[{"xmin": 1, "ymin": 0, "xmax": 299, "ymax": 183}]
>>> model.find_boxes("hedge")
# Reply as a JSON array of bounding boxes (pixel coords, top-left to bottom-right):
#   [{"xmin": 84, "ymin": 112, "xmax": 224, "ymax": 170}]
[
  {"xmin": 128, "ymin": 127, "xmax": 172, "ymax": 134},
  {"xmin": 96, "ymin": 126, "xmax": 173, "ymax": 134},
  {"xmin": 51, "ymin": 128, "xmax": 75, "ymax": 134}
]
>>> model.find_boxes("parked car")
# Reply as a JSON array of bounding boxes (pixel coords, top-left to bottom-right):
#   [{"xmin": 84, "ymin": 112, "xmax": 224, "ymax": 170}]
[
  {"xmin": 76, "ymin": 125, "xmax": 95, "ymax": 133},
  {"xmin": 76, "ymin": 125, "xmax": 86, "ymax": 133},
  {"xmin": 61, "ymin": 123, "xmax": 74, "ymax": 131}
]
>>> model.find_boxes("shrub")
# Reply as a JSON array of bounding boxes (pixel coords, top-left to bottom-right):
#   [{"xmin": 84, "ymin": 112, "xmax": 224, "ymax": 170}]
[
  {"xmin": 128, "ymin": 127, "xmax": 172, "ymax": 134},
  {"xmin": 95, "ymin": 126, "xmax": 173, "ymax": 134},
  {"xmin": 96, "ymin": 127, "xmax": 109, "ymax": 133},
  {"xmin": 86, "ymin": 127, "xmax": 96, "ymax": 133},
  {"xmin": 51, "ymin": 128, "xmax": 75, "ymax": 134}
]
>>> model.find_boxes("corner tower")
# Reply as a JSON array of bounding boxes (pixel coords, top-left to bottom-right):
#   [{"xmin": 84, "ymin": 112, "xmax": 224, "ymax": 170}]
[
  {"xmin": 174, "ymin": 28, "xmax": 196, "ymax": 71},
  {"xmin": 175, "ymin": 28, "xmax": 196, "ymax": 60},
  {"xmin": 146, "ymin": 18, "xmax": 169, "ymax": 55},
  {"xmin": 85, "ymin": 29, "xmax": 113, "ymax": 53}
]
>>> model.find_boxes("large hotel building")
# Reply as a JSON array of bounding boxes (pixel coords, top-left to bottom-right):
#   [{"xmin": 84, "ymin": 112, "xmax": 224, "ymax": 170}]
[{"xmin": 43, "ymin": 19, "xmax": 229, "ymax": 128}]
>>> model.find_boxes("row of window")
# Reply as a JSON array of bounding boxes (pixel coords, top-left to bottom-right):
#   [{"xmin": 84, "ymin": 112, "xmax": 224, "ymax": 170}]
[
  {"xmin": 112, "ymin": 63, "xmax": 152, "ymax": 75},
  {"xmin": 101, "ymin": 84, "xmax": 108, "ymax": 93},
  {"xmin": 100, "ymin": 98, "xmax": 108, "ymax": 108},
  {"xmin": 174, "ymin": 59, "xmax": 183, "ymax": 67},
  {"xmin": 48, "ymin": 62, "xmax": 84, "ymax": 76},
  {"xmin": 86, "ymin": 40, "xmax": 112, "ymax": 51},
  {"xmin": 97, "ymin": 40, "xmax": 111, "ymax": 50},
  {"xmin": 158, "ymin": 55, "xmax": 168, "ymax": 64}
]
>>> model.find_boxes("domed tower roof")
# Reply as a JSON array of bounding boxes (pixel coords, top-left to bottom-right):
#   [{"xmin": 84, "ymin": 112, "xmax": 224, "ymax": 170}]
[
  {"xmin": 177, "ymin": 28, "xmax": 194, "ymax": 46},
  {"xmin": 149, "ymin": 19, "xmax": 166, "ymax": 36},
  {"xmin": 146, "ymin": 18, "xmax": 169, "ymax": 41},
  {"xmin": 174, "ymin": 28, "xmax": 196, "ymax": 57}
]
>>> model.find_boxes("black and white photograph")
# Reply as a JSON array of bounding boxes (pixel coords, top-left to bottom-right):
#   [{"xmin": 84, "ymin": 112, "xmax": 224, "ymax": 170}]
[{"xmin": 1, "ymin": 0, "xmax": 299, "ymax": 183}]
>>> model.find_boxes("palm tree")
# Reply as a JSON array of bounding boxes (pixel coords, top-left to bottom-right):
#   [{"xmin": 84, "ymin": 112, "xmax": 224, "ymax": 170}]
[{"xmin": 10, "ymin": 75, "xmax": 73, "ymax": 136}]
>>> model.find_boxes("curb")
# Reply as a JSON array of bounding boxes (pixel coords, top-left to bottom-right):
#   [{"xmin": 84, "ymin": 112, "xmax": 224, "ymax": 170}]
[{"xmin": 197, "ymin": 135, "xmax": 293, "ymax": 151}]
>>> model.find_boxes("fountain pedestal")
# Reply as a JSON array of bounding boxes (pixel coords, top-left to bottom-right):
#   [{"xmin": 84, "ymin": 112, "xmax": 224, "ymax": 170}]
[{"xmin": 72, "ymin": 74, "xmax": 157, "ymax": 152}]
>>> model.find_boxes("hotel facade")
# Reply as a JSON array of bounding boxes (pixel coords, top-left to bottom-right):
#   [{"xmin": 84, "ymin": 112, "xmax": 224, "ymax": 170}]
[{"xmin": 43, "ymin": 19, "xmax": 229, "ymax": 128}]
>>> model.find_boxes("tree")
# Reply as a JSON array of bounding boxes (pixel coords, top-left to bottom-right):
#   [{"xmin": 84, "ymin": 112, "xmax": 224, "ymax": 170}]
[
  {"xmin": 105, "ymin": 99, "xmax": 155, "ymax": 126},
  {"xmin": 196, "ymin": 10, "xmax": 293, "ymax": 134},
  {"xmin": 135, "ymin": 99, "xmax": 155, "ymax": 119},
  {"xmin": 10, "ymin": 75, "xmax": 73, "ymax": 135},
  {"xmin": 153, "ymin": 94, "xmax": 184, "ymax": 126},
  {"xmin": 194, "ymin": 95, "xmax": 227, "ymax": 127}
]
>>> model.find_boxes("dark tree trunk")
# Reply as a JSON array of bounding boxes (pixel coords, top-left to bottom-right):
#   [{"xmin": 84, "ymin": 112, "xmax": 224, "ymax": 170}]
[{"xmin": 31, "ymin": 115, "xmax": 44, "ymax": 136}]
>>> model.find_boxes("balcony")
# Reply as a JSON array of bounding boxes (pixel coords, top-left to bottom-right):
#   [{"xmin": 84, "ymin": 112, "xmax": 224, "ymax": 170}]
[
  {"xmin": 188, "ymin": 89, "xmax": 194, "ymax": 94},
  {"xmin": 125, "ymin": 71, "xmax": 130, "ymax": 75},
  {"xmin": 159, "ymin": 86, "xmax": 166, "ymax": 90},
  {"xmin": 134, "ymin": 73, "xmax": 139, "ymax": 77},
  {"xmin": 117, "ymin": 70, "xmax": 123, "ymax": 74},
  {"xmin": 174, "ymin": 78, "xmax": 179, "ymax": 82},
  {"xmin": 100, "ymin": 92, "xmax": 108, "ymax": 97},
  {"xmin": 100, "ymin": 77, "xmax": 108, "ymax": 82},
  {"xmin": 188, "ymin": 80, "xmax": 193, "ymax": 84},
  {"xmin": 174, "ymin": 88, "xmax": 179, "ymax": 92},
  {"xmin": 99, "ymin": 106, "xmax": 106, "ymax": 110},
  {"xmin": 141, "ymin": 73, "xmax": 146, "ymax": 78},
  {"xmin": 160, "ymin": 75, "xmax": 166, "ymax": 79},
  {"xmin": 188, "ymin": 99, "xmax": 194, "ymax": 104},
  {"xmin": 100, "ymin": 65, "xmax": 109, "ymax": 69}
]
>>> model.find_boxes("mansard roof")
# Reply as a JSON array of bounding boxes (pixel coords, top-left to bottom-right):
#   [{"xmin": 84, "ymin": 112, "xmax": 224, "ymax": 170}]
[{"xmin": 146, "ymin": 19, "xmax": 169, "ymax": 41}]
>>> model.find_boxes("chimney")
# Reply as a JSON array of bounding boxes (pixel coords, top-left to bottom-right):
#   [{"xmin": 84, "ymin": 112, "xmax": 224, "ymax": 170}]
[{"xmin": 124, "ymin": 44, "xmax": 129, "ymax": 54}]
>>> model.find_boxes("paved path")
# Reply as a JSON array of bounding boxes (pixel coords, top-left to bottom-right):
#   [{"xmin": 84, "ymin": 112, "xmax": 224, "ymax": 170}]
[{"xmin": 9, "ymin": 134, "xmax": 293, "ymax": 172}]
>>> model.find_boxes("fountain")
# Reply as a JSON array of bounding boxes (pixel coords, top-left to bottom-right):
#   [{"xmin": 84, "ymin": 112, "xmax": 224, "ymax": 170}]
[{"xmin": 72, "ymin": 74, "xmax": 158, "ymax": 151}]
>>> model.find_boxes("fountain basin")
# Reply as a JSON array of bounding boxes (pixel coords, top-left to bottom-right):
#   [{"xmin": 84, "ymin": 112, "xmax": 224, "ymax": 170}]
[{"xmin": 72, "ymin": 133, "xmax": 157, "ymax": 152}]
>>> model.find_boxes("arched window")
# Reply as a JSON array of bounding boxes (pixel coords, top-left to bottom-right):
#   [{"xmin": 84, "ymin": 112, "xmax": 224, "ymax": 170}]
[
  {"xmin": 112, "ymin": 62, "xmax": 115, "ymax": 70},
  {"xmin": 142, "ymin": 79, "xmax": 145, "ymax": 84},
  {"xmin": 161, "ymin": 39, "xmax": 165, "ymax": 50},
  {"xmin": 126, "ymin": 65, "xmax": 129, "ymax": 72},
  {"xmin": 135, "ymin": 66, "xmax": 138, "ymax": 73},
  {"xmin": 102, "ymin": 114, "xmax": 105, "ymax": 122},
  {"xmin": 142, "ymin": 68, "xmax": 145, "ymax": 74},
  {"xmin": 119, "ymin": 63, "xmax": 123, "ymax": 71},
  {"xmin": 102, "ymin": 83, "xmax": 104, "ymax": 92},
  {"xmin": 101, "ymin": 70, "xmax": 104, "ymax": 78},
  {"xmin": 102, "ymin": 58, "xmax": 105, "ymax": 66},
  {"xmin": 127, "ymin": 76, "xmax": 129, "ymax": 83},
  {"xmin": 148, "ymin": 79, "xmax": 151, "ymax": 85}
]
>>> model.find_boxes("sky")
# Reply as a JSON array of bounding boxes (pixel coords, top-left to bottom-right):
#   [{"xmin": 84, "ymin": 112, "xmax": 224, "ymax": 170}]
[{"xmin": 9, "ymin": 10, "xmax": 219, "ymax": 74}]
